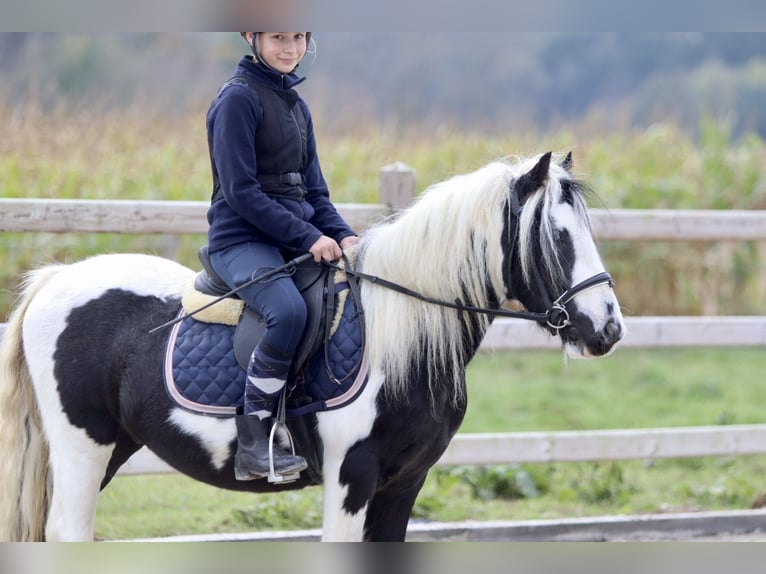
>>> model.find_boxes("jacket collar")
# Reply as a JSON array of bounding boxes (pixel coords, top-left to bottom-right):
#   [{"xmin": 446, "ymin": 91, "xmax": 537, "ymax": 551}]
[{"xmin": 237, "ymin": 55, "xmax": 306, "ymax": 90}]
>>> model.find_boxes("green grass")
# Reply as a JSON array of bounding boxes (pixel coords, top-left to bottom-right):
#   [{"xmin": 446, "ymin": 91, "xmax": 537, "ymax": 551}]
[
  {"xmin": 462, "ymin": 347, "xmax": 766, "ymax": 432},
  {"xmin": 94, "ymin": 347, "xmax": 766, "ymax": 540}
]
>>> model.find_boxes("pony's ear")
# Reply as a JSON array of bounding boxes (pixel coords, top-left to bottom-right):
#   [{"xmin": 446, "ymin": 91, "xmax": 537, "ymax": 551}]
[
  {"xmin": 561, "ymin": 151, "xmax": 573, "ymax": 172},
  {"xmin": 517, "ymin": 151, "xmax": 552, "ymax": 204}
]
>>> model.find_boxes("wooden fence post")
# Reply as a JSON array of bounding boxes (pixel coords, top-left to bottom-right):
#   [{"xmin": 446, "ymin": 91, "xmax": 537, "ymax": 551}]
[{"xmin": 379, "ymin": 162, "xmax": 416, "ymax": 213}]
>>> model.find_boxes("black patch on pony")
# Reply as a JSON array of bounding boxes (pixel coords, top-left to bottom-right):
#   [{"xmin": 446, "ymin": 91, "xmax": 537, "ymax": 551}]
[{"xmin": 53, "ymin": 289, "xmax": 178, "ymax": 446}]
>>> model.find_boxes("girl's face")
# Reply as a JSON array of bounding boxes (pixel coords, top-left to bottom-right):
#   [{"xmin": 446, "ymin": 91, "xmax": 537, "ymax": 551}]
[{"xmin": 252, "ymin": 32, "xmax": 308, "ymax": 74}]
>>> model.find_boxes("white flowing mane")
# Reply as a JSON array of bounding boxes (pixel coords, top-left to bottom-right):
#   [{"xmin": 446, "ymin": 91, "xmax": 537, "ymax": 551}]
[{"xmin": 358, "ymin": 156, "xmax": 589, "ymax": 408}]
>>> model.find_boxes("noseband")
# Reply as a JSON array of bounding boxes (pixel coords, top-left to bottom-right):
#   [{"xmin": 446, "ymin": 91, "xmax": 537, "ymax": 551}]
[
  {"xmin": 325, "ymin": 182, "xmax": 613, "ymax": 336},
  {"xmin": 534, "ymin": 270, "xmax": 614, "ymax": 331}
]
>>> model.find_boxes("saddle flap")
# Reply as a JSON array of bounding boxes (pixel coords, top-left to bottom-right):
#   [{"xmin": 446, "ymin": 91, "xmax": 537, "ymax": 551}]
[
  {"xmin": 232, "ymin": 261, "xmax": 332, "ymax": 371},
  {"xmin": 233, "ymin": 307, "xmax": 267, "ymax": 369}
]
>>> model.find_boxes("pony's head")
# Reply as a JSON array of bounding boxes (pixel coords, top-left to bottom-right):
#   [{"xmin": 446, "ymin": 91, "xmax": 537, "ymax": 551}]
[
  {"xmin": 501, "ymin": 151, "xmax": 624, "ymax": 358},
  {"xmin": 359, "ymin": 152, "xmax": 623, "ymax": 408}
]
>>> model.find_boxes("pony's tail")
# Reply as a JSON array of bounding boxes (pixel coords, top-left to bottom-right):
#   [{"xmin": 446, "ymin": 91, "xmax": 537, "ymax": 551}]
[{"xmin": 0, "ymin": 265, "xmax": 62, "ymax": 541}]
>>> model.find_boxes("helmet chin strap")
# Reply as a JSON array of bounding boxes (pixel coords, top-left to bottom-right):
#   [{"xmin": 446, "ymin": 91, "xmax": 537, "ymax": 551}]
[{"xmin": 248, "ymin": 34, "xmax": 268, "ymax": 68}]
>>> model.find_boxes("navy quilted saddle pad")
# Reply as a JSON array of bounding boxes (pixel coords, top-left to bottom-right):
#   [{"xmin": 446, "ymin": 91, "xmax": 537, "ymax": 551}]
[{"xmin": 163, "ymin": 286, "xmax": 367, "ymax": 417}]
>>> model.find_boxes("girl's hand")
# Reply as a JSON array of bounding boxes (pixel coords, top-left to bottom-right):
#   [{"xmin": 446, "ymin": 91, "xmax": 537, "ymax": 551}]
[
  {"xmin": 340, "ymin": 236, "xmax": 359, "ymax": 250},
  {"xmin": 309, "ymin": 235, "xmax": 342, "ymax": 262}
]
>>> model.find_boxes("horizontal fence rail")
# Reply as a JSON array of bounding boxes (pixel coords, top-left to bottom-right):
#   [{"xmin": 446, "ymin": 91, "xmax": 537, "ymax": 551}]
[
  {"xmin": 2, "ymin": 316, "xmax": 765, "ymax": 352},
  {"xmin": 118, "ymin": 423, "xmax": 766, "ymax": 476},
  {"xmin": 0, "ymin": 198, "xmax": 388, "ymax": 235},
  {"xmin": 482, "ymin": 315, "xmax": 766, "ymax": 350},
  {"xmin": 4, "ymin": 197, "xmax": 766, "ymax": 240}
]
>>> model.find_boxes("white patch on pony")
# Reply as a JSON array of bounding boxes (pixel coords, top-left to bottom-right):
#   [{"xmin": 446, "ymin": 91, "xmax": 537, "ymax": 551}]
[
  {"xmin": 22, "ymin": 254, "xmax": 195, "ymax": 398},
  {"xmin": 20, "ymin": 305, "xmax": 115, "ymax": 540},
  {"xmin": 321, "ymin": 498, "xmax": 368, "ymax": 542},
  {"xmin": 45, "ymin": 437, "xmax": 114, "ymax": 541},
  {"xmin": 317, "ymin": 367, "xmax": 385, "ymax": 541},
  {"xmin": 168, "ymin": 409, "xmax": 235, "ymax": 471},
  {"xmin": 23, "ymin": 255, "xmax": 194, "ymax": 381},
  {"xmin": 32, "ymin": 370, "xmax": 114, "ymax": 541},
  {"xmin": 30, "ymin": 254, "xmax": 194, "ymax": 311}
]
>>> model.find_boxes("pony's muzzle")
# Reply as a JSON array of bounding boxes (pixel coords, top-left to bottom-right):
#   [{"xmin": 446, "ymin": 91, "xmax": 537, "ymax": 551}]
[{"xmin": 588, "ymin": 316, "xmax": 624, "ymax": 356}]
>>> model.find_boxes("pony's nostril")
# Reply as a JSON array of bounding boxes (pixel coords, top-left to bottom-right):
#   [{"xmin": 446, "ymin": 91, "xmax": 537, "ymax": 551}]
[
  {"xmin": 605, "ymin": 319, "xmax": 618, "ymax": 337},
  {"xmin": 601, "ymin": 318, "xmax": 623, "ymax": 346}
]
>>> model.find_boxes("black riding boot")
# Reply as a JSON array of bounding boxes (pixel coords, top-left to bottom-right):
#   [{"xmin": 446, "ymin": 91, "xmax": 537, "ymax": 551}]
[{"xmin": 234, "ymin": 414, "xmax": 307, "ymax": 481}]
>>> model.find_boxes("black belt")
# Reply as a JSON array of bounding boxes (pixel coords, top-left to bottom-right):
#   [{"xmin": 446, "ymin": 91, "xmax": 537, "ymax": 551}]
[
  {"xmin": 259, "ymin": 172, "xmax": 303, "ymax": 186},
  {"xmin": 211, "ymin": 172, "xmax": 306, "ymax": 204},
  {"xmin": 259, "ymin": 172, "xmax": 306, "ymax": 201}
]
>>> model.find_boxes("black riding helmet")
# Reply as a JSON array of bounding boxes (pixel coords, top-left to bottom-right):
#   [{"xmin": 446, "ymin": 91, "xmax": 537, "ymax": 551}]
[{"xmin": 240, "ymin": 32, "xmax": 313, "ymax": 74}]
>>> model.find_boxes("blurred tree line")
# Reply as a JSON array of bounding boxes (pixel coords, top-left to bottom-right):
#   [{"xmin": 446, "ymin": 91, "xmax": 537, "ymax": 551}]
[{"xmin": 1, "ymin": 32, "xmax": 765, "ymax": 135}]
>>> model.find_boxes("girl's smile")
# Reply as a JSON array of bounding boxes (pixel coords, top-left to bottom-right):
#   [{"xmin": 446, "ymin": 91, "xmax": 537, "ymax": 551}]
[{"xmin": 250, "ymin": 32, "xmax": 307, "ymax": 74}]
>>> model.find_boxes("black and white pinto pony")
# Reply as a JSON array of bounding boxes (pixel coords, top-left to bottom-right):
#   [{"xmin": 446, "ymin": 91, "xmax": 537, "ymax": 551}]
[{"xmin": 0, "ymin": 152, "xmax": 624, "ymax": 541}]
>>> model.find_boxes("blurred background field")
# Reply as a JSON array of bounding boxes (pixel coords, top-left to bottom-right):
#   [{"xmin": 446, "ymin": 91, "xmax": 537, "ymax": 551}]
[
  {"xmin": 2, "ymin": 103, "xmax": 766, "ymax": 319},
  {"xmin": 3, "ymin": 33, "xmax": 766, "ymax": 539}
]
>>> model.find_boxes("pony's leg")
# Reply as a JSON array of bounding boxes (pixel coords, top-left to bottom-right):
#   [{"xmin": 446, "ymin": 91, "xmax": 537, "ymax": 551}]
[
  {"xmin": 29, "ymin": 360, "xmax": 116, "ymax": 541},
  {"xmin": 320, "ymin": 446, "xmax": 377, "ymax": 541},
  {"xmin": 362, "ymin": 476, "xmax": 427, "ymax": 541},
  {"xmin": 321, "ymin": 449, "xmax": 427, "ymax": 541},
  {"xmin": 44, "ymin": 421, "xmax": 115, "ymax": 541},
  {"xmin": 317, "ymin": 370, "xmax": 385, "ymax": 542}
]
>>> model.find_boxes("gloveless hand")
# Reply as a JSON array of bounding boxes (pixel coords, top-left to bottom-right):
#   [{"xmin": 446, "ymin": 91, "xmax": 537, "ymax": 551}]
[
  {"xmin": 340, "ymin": 236, "xmax": 359, "ymax": 250},
  {"xmin": 309, "ymin": 235, "xmax": 342, "ymax": 262}
]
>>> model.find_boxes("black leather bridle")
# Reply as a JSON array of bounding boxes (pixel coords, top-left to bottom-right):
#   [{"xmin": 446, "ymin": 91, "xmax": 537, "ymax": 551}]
[{"xmin": 327, "ymin": 185, "xmax": 614, "ymax": 335}]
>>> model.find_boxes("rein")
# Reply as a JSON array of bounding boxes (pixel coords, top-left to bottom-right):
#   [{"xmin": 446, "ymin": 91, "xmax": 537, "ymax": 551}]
[
  {"xmin": 325, "ymin": 183, "xmax": 614, "ymax": 334},
  {"xmin": 324, "ymin": 259, "xmax": 613, "ymax": 332}
]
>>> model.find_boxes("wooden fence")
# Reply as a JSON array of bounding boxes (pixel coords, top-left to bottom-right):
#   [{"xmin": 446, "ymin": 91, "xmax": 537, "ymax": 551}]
[{"xmin": 2, "ymin": 163, "xmax": 766, "ymax": 475}]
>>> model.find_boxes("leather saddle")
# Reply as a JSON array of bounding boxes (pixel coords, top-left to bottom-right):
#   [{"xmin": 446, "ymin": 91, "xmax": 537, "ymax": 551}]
[{"xmin": 194, "ymin": 245, "xmax": 333, "ymax": 373}]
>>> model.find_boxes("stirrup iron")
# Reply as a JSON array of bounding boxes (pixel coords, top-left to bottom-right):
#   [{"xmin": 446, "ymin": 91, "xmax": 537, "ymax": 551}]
[{"xmin": 267, "ymin": 420, "xmax": 300, "ymax": 484}]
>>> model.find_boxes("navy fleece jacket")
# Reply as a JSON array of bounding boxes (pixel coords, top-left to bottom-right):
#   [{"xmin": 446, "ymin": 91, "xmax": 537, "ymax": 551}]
[{"xmin": 206, "ymin": 56, "xmax": 355, "ymax": 254}]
